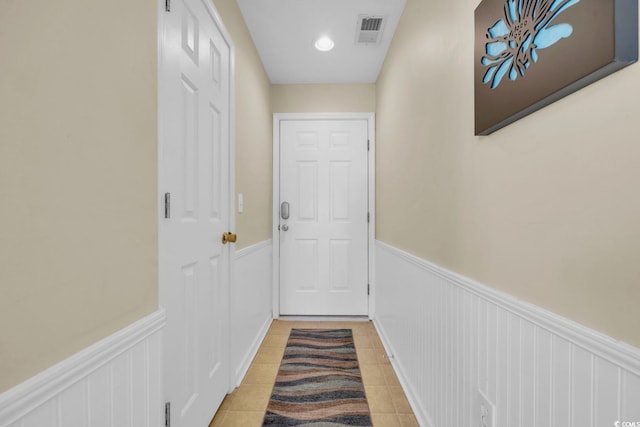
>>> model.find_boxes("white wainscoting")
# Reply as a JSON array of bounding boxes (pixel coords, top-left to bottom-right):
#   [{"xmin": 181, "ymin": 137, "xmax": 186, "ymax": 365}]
[
  {"xmin": 231, "ymin": 240, "xmax": 273, "ymax": 386},
  {"xmin": 374, "ymin": 241, "xmax": 640, "ymax": 427},
  {"xmin": 0, "ymin": 310, "xmax": 165, "ymax": 427}
]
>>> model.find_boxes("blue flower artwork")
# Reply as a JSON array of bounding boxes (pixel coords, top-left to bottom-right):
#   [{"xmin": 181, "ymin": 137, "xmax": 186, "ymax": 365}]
[{"xmin": 481, "ymin": 0, "xmax": 581, "ymax": 89}]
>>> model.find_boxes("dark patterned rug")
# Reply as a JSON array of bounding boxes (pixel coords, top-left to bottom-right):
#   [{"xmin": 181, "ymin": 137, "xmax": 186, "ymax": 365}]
[{"xmin": 262, "ymin": 329, "xmax": 372, "ymax": 426}]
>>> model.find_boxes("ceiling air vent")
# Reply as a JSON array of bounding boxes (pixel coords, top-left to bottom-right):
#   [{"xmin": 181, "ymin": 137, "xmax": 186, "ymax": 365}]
[{"xmin": 355, "ymin": 15, "xmax": 387, "ymax": 46}]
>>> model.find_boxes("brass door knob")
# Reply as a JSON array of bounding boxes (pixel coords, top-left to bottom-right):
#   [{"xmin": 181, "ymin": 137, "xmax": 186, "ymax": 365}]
[{"xmin": 222, "ymin": 232, "xmax": 237, "ymax": 244}]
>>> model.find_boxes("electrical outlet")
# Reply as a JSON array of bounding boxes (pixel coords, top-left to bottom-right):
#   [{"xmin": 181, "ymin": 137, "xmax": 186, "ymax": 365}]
[{"xmin": 478, "ymin": 390, "xmax": 495, "ymax": 427}]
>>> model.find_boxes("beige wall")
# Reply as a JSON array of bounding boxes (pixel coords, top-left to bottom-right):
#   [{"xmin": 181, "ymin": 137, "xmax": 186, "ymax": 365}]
[
  {"xmin": 272, "ymin": 84, "xmax": 376, "ymax": 113},
  {"xmin": 214, "ymin": 0, "xmax": 273, "ymax": 250},
  {"xmin": 376, "ymin": 0, "xmax": 640, "ymax": 347},
  {"xmin": 0, "ymin": 0, "xmax": 158, "ymax": 392}
]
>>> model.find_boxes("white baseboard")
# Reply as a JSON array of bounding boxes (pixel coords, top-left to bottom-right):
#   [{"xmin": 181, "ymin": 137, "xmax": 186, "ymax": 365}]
[
  {"xmin": 231, "ymin": 239, "xmax": 273, "ymax": 387},
  {"xmin": 374, "ymin": 241, "xmax": 640, "ymax": 427},
  {"xmin": 373, "ymin": 318, "xmax": 435, "ymax": 427},
  {"xmin": 233, "ymin": 316, "xmax": 272, "ymax": 387},
  {"xmin": 0, "ymin": 309, "xmax": 166, "ymax": 427}
]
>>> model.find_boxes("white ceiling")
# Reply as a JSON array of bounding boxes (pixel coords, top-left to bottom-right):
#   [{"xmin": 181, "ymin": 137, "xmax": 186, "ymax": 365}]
[{"xmin": 236, "ymin": 0, "xmax": 407, "ymax": 84}]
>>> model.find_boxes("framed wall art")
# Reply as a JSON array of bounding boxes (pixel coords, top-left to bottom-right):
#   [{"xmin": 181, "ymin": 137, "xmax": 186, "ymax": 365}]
[{"xmin": 474, "ymin": 0, "xmax": 638, "ymax": 136}]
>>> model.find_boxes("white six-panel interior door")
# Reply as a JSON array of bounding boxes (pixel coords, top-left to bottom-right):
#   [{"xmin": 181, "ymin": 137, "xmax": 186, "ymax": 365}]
[
  {"xmin": 159, "ymin": 0, "xmax": 233, "ymax": 425},
  {"xmin": 277, "ymin": 118, "xmax": 371, "ymax": 316}
]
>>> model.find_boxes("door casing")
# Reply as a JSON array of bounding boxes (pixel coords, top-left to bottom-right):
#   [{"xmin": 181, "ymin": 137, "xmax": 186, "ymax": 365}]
[{"xmin": 272, "ymin": 113, "xmax": 376, "ymax": 319}]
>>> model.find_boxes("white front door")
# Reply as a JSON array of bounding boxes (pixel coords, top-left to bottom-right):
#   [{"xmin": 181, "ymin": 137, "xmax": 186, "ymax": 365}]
[
  {"xmin": 159, "ymin": 0, "xmax": 232, "ymax": 425},
  {"xmin": 279, "ymin": 120, "xmax": 369, "ymax": 315}
]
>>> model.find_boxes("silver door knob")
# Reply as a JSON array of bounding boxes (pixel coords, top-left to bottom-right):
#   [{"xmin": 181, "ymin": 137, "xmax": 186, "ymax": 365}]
[{"xmin": 281, "ymin": 224, "xmax": 289, "ymax": 231}]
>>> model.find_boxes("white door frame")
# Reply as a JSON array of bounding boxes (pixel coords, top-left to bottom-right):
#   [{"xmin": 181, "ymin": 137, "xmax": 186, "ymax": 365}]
[
  {"xmin": 157, "ymin": 0, "xmax": 237, "ymax": 394},
  {"xmin": 272, "ymin": 113, "xmax": 376, "ymax": 319}
]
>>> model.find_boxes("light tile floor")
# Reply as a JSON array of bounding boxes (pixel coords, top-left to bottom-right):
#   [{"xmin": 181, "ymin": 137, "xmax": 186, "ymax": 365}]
[{"xmin": 209, "ymin": 319, "xmax": 419, "ymax": 427}]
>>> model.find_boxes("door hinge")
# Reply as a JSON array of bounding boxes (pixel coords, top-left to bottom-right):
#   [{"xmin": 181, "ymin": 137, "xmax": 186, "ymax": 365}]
[
  {"xmin": 367, "ymin": 284, "xmax": 370, "ymax": 295},
  {"xmin": 367, "ymin": 212, "xmax": 370, "ymax": 223},
  {"xmin": 165, "ymin": 402, "xmax": 171, "ymax": 427},
  {"xmin": 367, "ymin": 139, "xmax": 370, "ymax": 151},
  {"xmin": 164, "ymin": 192, "xmax": 171, "ymax": 219},
  {"xmin": 165, "ymin": 0, "xmax": 171, "ymax": 12}
]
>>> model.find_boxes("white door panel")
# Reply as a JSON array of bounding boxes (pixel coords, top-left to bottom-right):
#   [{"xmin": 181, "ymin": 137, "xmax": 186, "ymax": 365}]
[
  {"xmin": 160, "ymin": 0, "xmax": 231, "ymax": 425},
  {"xmin": 279, "ymin": 120, "xmax": 368, "ymax": 315}
]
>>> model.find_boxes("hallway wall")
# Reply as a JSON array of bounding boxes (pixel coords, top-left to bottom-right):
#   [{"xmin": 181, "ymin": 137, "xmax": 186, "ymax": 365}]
[
  {"xmin": 375, "ymin": 241, "xmax": 640, "ymax": 427},
  {"xmin": 376, "ymin": 0, "xmax": 640, "ymax": 348},
  {"xmin": 0, "ymin": 0, "xmax": 158, "ymax": 393},
  {"xmin": 272, "ymin": 84, "xmax": 376, "ymax": 113},
  {"xmin": 214, "ymin": 0, "xmax": 273, "ymax": 250},
  {"xmin": 213, "ymin": 0, "xmax": 274, "ymax": 394}
]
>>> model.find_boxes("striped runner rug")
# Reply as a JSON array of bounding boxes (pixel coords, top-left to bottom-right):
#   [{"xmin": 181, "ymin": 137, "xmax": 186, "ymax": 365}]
[{"xmin": 262, "ymin": 328, "xmax": 372, "ymax": 426}]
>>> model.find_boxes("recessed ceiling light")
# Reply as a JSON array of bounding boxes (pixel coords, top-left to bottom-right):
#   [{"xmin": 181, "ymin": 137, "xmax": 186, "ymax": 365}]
[{"xmin": 314, "ymin": 36, "xmax": 335, "ymax": 52}]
